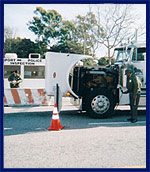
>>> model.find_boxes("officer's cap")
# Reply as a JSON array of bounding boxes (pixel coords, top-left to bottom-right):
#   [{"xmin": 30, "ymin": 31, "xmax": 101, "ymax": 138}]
[
  {"xmin": 14, "ymin": 70, "xmax": 19, "ymax": 73},
  {"xmin": 125, "ymin": 68, "xmax": 133, "ymax": 75}
]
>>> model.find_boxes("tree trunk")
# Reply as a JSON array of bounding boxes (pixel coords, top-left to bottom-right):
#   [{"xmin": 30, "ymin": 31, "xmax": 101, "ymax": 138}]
[
  {"xmin": 108, "ymin": 48, "xmax": 111, "ymax": 65},
  {"xmin": 83, "ymin": 27, "xmax": 86, "ymax": 55},
  {"xmin": 107, "ymin": 40, "xmax": 111, "ymax": 65}
]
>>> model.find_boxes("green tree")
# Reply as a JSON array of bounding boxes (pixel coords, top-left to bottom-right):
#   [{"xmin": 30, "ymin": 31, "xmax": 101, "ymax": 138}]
[
  {"xmin": 4, "ymin": 38, "xmax": 46, "ymax": 58},
  {"xmin": 98, "ymin": 57, "xmax": 107, "ymax": 66},
  {"xmin": 74, "ymin": 12, "xmax": 103, "ymax": 56},
  {"xmin": 58, "ymin": 20, "xmax": 76, "ymax": 43},
  {"xmin": 15, "ymin": 39, "xmax": 41, "ymax": 58},
  {"xmin": 28, "ymin": 8, "xmax": 92, "ymax": 55},
  {"xmin": 50, "ymin": 40, "xmax": 88, "ymax": 54},
  {"xmin": 4, "ymin": 37, "xmax": 21, "ymax": 54},
  {"xmin": 27, "ymin": 7, "xmax": 62, "ymax": 48},
  {"xmin": 83, "ymin": 58, "xmax": 98, "ymax": 67},
  {"xmin": 50, "ymin": 20, "xmax": 90, "ymax": 54},
  {"xmin": 98, "ymin": 56, "xmax": 116, "ymax": 66}
]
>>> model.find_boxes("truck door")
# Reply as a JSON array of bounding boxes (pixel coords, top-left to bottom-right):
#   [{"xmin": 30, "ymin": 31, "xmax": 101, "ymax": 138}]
[{"xmin": 131, "ymin": 47, "xmax": 146, "ymax": 87}]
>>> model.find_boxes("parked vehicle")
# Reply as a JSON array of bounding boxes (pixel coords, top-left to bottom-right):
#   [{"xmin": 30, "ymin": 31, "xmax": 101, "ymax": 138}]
[{"xmin": 45, "ymin": 42, "xmax": 146, "ymax": 118}]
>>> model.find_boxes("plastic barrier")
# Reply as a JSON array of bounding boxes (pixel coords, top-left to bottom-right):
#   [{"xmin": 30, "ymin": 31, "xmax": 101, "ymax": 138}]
[{"xmin": 4, "ymin": 88, "xmax": 49, "ymax": 106}]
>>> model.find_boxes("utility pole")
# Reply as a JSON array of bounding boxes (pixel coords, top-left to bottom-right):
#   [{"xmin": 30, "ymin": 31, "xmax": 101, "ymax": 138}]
[
  {"xmin": 135, "ymin": 29, "xmax": 138, "ymax": 61},
  {"xmin": 83, "ymin": 26, "xmax": 86, "ymax": 55},
  {"xmin": 135, "ymin": 29, "xmax": 138, "ymax": 43}
]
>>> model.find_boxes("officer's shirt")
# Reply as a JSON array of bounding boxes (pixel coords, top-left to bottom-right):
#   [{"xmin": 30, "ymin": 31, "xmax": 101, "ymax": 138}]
[
  {"xmin": 8, "ymin": 74, "xmax": 22, "ymax": 88},
  {"xmin": 127, "ymin": 73, "xmax": 141, "ymax": 95}
]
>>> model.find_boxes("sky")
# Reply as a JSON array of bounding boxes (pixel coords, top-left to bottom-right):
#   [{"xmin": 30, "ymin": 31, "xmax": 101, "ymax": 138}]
[{"xmin": 4, "ymin": 4, "xmax": 146, "ymax": 57}]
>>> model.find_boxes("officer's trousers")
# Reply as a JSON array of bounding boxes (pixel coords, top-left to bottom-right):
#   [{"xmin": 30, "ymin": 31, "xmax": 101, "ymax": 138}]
[{"xmin": 129, "ymin": 92, "xmax": 140, "ymax": 120}]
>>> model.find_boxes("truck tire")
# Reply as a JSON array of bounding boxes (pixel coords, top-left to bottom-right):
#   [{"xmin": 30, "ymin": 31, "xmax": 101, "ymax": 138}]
[{"xmin": 85, "ymin": 88, "xmax": 115, "ymax": 119}]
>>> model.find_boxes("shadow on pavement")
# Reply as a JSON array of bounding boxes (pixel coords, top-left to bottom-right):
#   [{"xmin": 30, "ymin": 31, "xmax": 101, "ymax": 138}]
[{"xmin": 4, "ymin": 109, "xmax": 146, "ymax": 136}]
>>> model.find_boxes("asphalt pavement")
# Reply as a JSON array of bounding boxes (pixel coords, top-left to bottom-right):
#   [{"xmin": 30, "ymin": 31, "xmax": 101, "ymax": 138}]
[
  {"xmin": 3, "ymin": 97, "xmax": 146, "ymax": 168},
  {"xmin": 4, "ymin": 97, "xmax": 146, "ymax": 114}
]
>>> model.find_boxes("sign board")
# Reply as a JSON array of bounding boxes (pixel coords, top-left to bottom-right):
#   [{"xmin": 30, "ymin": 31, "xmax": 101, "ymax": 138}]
[{"xmin": 4, "ymin": 58, "xmax": 45, "ymax": 66}]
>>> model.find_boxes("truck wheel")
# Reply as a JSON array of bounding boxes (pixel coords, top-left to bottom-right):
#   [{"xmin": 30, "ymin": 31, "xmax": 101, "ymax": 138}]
[{"xmin": 85, "ymin": 89, "xmax": 115, "ymax": 119}]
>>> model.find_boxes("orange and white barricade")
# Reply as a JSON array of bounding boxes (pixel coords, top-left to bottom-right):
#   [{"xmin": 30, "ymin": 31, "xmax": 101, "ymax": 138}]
[{"xmin": 4, "ymin": 88, "xmax": 50, "ymax": 106}]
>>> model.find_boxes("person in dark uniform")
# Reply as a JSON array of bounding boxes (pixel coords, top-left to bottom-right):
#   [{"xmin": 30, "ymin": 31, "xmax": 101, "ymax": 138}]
[
  {"xmin": 8, "ymin": 70, "xmax": 22, "ymax": 88},
  {"xmin": 123, "ymin": 68, "xmax": 141, "ymax": 123}
]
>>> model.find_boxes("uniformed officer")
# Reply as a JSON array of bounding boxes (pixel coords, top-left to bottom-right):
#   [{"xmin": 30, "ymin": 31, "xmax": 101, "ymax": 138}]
[
  {"xmin": 123, "ymin": 68, "xmax": 141, "ymax": 123},
  {"xmin": 8, "ymin": 70, "xmax": 22, "ymax": 88}
]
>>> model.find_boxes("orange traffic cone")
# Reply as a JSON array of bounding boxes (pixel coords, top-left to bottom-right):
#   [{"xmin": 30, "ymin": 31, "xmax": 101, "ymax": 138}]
[{"xmin": 48, "ymin": 103, "xmax": 64, "ymax": 131}]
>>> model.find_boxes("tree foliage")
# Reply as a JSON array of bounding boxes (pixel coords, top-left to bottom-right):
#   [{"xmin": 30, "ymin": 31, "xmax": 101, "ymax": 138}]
[
  {"xmin": 4, "ymin": 5, "xmax": 145, "ymax": 59},
  {"xmin": 83, "ymin": 58, "xmax": 98, "ymax": 67},
  {"xmin": 50, "ymin": 20, "xmax": 87, "ymax": 54},
  {"xmin": 27, "ymin": 6, "xmax": 137, "ymax": 59},
  {"xmin": 27, "ymin": 7, "xmax": 62, "ymax": 47},
  {"xmin": 4, "ymin": 38, "xmax": 46, "ymax": 58},
  {"xmin": 27, "ymin": 7, "xmax": 97, "ymax": 55},
  {"xmin": 98, "ymin": 56, "xmax": 115, "ymax": 66},
  {"xmin": 74, "ymin": 12, "xmax": 103, "ymax": 56}
]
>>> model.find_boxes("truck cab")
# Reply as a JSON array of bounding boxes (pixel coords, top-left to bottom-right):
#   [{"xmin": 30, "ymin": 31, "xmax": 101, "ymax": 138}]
[
  {"xmin": 45, "ymin": 42, "xmax": 146, "ymax": 119},
  {"xmin": 114, "ymin": 42, "xmax": 146, "ymax": 107},
  {"xmin": 114, "ymin": 42, "xmax": 146, "ymax": 87}
]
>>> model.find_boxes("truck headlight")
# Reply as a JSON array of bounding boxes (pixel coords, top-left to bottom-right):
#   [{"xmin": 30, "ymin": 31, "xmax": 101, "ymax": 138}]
[{"xmin": 66, "ymin": 92, "xmax": 71, "ymax": 96}]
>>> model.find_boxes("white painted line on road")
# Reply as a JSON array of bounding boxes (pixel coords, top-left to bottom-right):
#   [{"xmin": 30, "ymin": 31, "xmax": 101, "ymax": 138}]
[
  {"xmin": 4, "ymin": 128, "xmax": 12, "ymax": 130},
  {"xmin": 88, "ymin": 121, "xmax": 146, "ymax": 125},
  {"xmin": 116, "ymin": 165, "xmax": 146, "ymax": 168}
]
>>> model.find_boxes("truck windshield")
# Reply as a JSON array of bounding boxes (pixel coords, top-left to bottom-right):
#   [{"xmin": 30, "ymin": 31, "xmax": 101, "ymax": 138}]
[
  {"xmin": 132, "ymin": 48, "xmax": 146, "ymax": 61},
  {"xmin": 114, "ymin": 48, "xmax": 131, "ymax": 62}
]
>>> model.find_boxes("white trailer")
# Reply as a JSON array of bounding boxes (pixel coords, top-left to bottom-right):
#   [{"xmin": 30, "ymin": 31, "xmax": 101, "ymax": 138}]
[
  {"xmin": 4, "ymin": 53, "xmax": 45, "ymax": 89},
  {"xmin": 4, "ymin": 53, "xmax": 49, "ymax": 106},
  {"xmin": 45, "ymin": 42, "xmax": 146, "ymax": 118}
]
